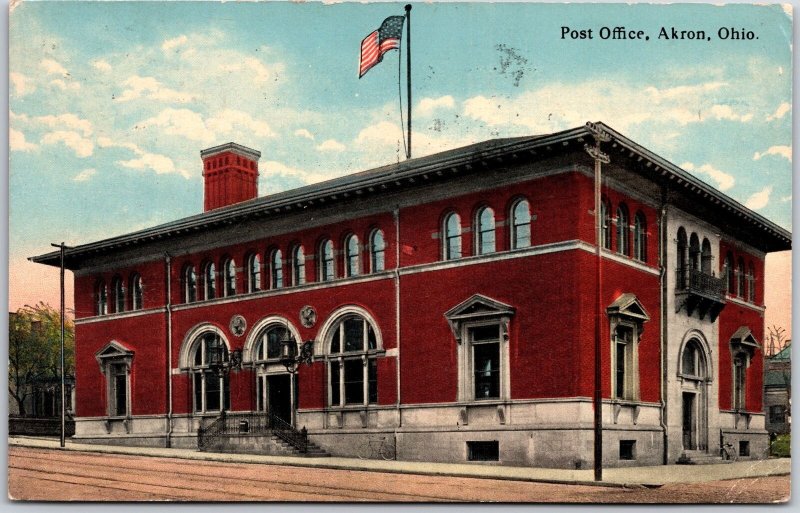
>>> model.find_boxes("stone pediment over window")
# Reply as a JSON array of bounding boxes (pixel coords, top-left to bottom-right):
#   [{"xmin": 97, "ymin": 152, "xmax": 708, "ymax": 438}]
[
  {"xmin": 444, "ymin": 294, "xmax": 515, "ymax": 343},
  {"xmin": 606, "ymin": 293, "xmax": 651, "ymax": 323},
  {"xmin": 95, "ymin": 340, "xmax": 134, "ymax": 372},
  {"xmin": 730, "ymin": 326, "xmax": 760, "ymax": 357}
]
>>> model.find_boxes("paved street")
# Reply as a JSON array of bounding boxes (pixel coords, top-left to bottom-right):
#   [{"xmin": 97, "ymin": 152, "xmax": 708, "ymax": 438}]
[{"xmin": 8, "ymin": 446, "xmax": 790, "ymax": 503}]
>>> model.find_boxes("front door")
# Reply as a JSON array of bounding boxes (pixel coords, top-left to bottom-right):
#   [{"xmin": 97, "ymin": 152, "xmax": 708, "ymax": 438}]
[
  {"xmin": 682, "ymin": 392, "xmax": 695, "ymax": 450},
  {"xmin": 267, "ymin": 374, "xmax": 292, "ymax": 425}
]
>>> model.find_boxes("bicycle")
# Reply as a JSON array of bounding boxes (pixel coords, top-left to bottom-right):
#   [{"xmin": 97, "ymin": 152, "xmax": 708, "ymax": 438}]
[
  {"xmin": 720, "ymin": 442, "xmax": 738, "ymax": 461},
  {"xmin": 357, "ymin": 436, "xmax": 395, "ymax": 460}
]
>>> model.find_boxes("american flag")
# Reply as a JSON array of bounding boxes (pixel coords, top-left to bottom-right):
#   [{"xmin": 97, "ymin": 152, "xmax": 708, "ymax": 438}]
[{"xmin": 359, "ymin": 15, "xmax": 405, "ymax": 78}]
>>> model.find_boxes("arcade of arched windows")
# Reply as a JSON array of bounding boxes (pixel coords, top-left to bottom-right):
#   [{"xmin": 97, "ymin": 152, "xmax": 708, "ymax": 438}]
[
  {"xmin": 175, "ymin": 226, "xmax": 391, "ymax": 304},
  {"xmin": 94, "ymin": 272, "xmax": 145, "ymax": 316}
]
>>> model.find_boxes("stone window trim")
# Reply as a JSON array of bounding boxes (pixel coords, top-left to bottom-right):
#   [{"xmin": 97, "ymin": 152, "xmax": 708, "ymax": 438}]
[
  {"xmin": 445, "ymin": 294, "xmax": 515, "ymax": 403},
  {"xmin": 318, "ymin": 306, "xmax": 384, "ymax": 409},
  {"xmin": 95, "ymin": 340, "xmax": 134, "ymax": 422},
  {"xmin": 729, "ymin": 326, "xmax": 760, "ymax": 412},
  {"xmin": 606, "ymin": 293, "xmax": 650, "ymax": 403},
  {"xmin": 182, "ymin": 326, "xmax": 231, "ymax": 414},
  {"xmin": 676, "ymin": 331, "xmax": 714, "ymax": 382},
  {"xmin": 242, "ymin": 315, "xmax": 303, "ymax": 367}
]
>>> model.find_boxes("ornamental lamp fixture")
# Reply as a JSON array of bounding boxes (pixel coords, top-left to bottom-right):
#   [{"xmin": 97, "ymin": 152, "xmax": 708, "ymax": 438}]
[
  {"xmin": 280, "ymin": 334, "xmax": 314, "ymax": 374},
  {"xmin": 208, "ymin": 338, "xmax": 243, "ymax": 378}
]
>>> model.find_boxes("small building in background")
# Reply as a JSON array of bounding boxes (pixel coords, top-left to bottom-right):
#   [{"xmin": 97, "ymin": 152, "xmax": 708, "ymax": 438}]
[{"xmin": 764, "ymin": 344, "xmax": 791, "ymax": 435}]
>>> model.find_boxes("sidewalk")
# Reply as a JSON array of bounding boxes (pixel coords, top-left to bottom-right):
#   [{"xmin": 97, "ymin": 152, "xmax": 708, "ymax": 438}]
[{"xmin": 9, "ymin": 436, "xmax": 790, "ymax": 488}]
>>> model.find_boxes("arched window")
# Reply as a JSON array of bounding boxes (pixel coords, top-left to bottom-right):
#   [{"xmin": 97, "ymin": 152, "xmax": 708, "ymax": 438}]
[
  {"xmin": 723, "ymin": 251, "xmax": 734, "ymax": 293},
  {"xmin": 345, "ymin": 234, "xmax": 360, "ymax": 277},
  {"xmin": 369, "ymin": 229, "xmax": 386, "ymax": 273},
  {"xmin": 689, "ymin": 233, "xmax": 700, "ymax": 272},
  {"xmin": 320, "ymin": 240, "xmax": 335, "ymax": 281},
  {"xmin": 254, "ymin": 325, "xmax": 293, "ymax": 362},
  {"xmin": 95, "ymin": 280, "xmax": 108, "ymax": 316},
  {"xmin": 510, "ymin": 199, "xmax": 531, "ymax": 249},
  {"xmin": 247, "ymin": 254, "xmax": 261, "ymax": 293},
  {"xmin": 190, "ymin": 332, "xmax": 230, "ymax": 413},
  {"xmin": 676, "ymin": 228, "xmax": 688, "ymax": 290},
  {"xmin": 326, "ymin": 313, "xmax": 380, "ymax": 406},
  {"xmin": 130, "ymin": 274, "xmax": 143, "ymax": 311},
  {"xmin": 184, "ymin": 265, "xmax": 197, "ymax": 303},
  {"xmin": 475, "ymin": 206, "xmax": 496, "ymax": 255},
  {"xmin": 271, "ymin": 249, "xmax": 284, "ymax": 289},
  {"xmin": 701, "ymin": 238, "xmax": 712, "ymax": 274},
  {"xmin": 633, "ymin": 211, "xmax": 647, "ymax": 262},
  {"xmin": 736, "ymin": 257, "xmax": 745, "ymax": 297},
  {"xmin": 203, "ymin": 262, "xmax": 216, "ymax": 300},
  {"xmin": 292, "ymin": 245, "xmax": 306, "ymax": 285},
  {"xmin": 747, "ymin": 262, "xmax": 755, "ymax": 302},
  {"xmin": 112, "ymin": 276, "xmax": 125, "ymax": 313},
  {"xmin": 443, "ymin": 212, "xmax": 462, "ymax": 260},
  {"xmin": 601, "ymin": 198, "xmax": 612, "ymax": 250},
  {"xmin": 223, "ymin": 258, "xmax": 236, "ymax": 297},
  {"xmin": 680, "ymin": 339, "xmax": 706, "ymax": 379},
  {"xmin": 616, "ymin": 204, "xmax": 629, "ymax": 256}
]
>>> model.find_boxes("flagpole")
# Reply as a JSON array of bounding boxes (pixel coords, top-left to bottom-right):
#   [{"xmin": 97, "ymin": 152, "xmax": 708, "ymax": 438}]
[{"xmin": 405, "ymin": 4, "xmax": 412, "ymax": 159}]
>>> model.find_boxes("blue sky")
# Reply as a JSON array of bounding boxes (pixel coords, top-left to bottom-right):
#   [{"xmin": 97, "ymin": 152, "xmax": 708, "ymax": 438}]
[{"xmin": 9, "ymin": 2, "xmax": 793, "ymax": 321}]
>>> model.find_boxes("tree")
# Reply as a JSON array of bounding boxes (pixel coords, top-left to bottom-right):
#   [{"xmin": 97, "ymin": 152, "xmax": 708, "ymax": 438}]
[{"xmin": 8, "ymin": 302, "xmax": 74, "ymax": 416}]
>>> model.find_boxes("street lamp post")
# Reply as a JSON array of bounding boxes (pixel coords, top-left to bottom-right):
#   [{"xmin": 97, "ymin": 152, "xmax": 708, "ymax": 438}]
[{"xmin": 584, "ymin": 122, "xmax": 611, "ymax": 482}]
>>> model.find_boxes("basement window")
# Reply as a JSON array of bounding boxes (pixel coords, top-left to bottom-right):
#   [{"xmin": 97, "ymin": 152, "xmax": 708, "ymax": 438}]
[
  {"xmin": 467, "ymin": 441, "xmax": 499, "ymax": 462},
  {"xmin": 739, "ymin": 441, "xmax": 750, "ymax": 457},
  {"xmin": 619, "ymin": 440, "xmax": 636, "ymax": 460}
]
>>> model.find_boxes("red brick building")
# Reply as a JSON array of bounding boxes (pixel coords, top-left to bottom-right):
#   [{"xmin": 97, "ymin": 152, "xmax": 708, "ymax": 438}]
[{"xmin": 31, "ymin": 123, "xmax": 790, "ymax": 468}]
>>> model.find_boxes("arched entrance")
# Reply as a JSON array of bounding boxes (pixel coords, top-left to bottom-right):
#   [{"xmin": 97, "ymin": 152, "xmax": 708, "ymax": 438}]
[
  {"xmin": 244, "ymin": 318, "xmax": 301, "ymax": 426},
  {"xmin": 679, "ymin": 338, "xmax": 710, "ymax": 451}
]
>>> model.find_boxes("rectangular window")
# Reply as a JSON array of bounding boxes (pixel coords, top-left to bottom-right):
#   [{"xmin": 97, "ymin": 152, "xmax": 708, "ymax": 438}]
[
  {"xmin": 615, "ymin": 342, "xmax": 626, "ymax": 399},
  {"xmin": 473, "ymin": 343, "xmax": 500, "ymax": 399},
  {"xmin": 368, "ymin": 358, "xmax": 378, "ymax": 404},
  {"xmin": 467, "ymin": 441, "xmax": 499, "ymax": 461},
  {"xmin": 619, "ymin": 440, "xmax": 636, "ymax": 460},
  {"xmin": 330, "ymin": 362, "xmax": 340, "ymax": 406},
  {"xmin": 205, "ymin": 371, "xmax": 221, "ymax": 411},
  {"xmin": 739, "ymin": 441, "xmax": 750, "ymax": 457},
  {"xmin": 112, "ymin": 364, "xmax": 127, "ymax": 417},
  {"xmin": 770, "ymin": 405, "xmax": 786, "ymax": 424},
  {"xmin": 343, "ymin": 359, "xmax": 364, "ymax": 404}
]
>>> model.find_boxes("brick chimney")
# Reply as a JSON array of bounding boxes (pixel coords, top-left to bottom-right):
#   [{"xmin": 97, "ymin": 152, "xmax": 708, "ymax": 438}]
[{"xmin": 200, "ymin": 143, "xmax": 261, "ymax": 211}]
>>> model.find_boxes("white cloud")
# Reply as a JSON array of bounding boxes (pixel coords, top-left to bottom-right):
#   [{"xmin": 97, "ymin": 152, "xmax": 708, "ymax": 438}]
[
  {"xmin": 706, "ymin": 104, "xmax": 753, "ymax": 123},
  {"xmin": 766, "ymin": 102, "xmax": 791, "ymax": 121},
  {"xmin": 206, "ymin": 109, "xmax": 275, "ymax": 138},
  {"xmin": 97, "ymin": 137, "xmax": 142, "ymax": 154},
  {"xmin": 50, "ymin": 79, "xmax": 81, "ymax": 91},
  {"xmin": 316, "ymin": 139, "xmax": 346, "ymax": 152},
  {"xmin": 34, "ymin": 113, "xmax": 93, "ymax": 137},
  {"xmin": 10, "ymin": 72, "xmax": 35, "ymax": 96},
  {"xmin": 259, "ymin": 160, "xmax": 332, "ymax": 189},
  {"xmin": 680, "ymin": 162, "xmax": 735, "ymax": 191},
  {"xmin": 294, "ymin": 129, "xmax": 315, "ymax": 140},
  {"xmin": 417, "ymin": 96, "xmax": 455, "ymax": 117},
  {"xmin": 41, "ymin": 131, "xmax": 94, "ymax": 158},
  {"xmin": 753, "ymin": 145, "xmax": 792, "ymax": 162},
  {"xmin": 40, "ymin": 58, "xmax": 68, "ymax": 76},
  {"xmin": 744, "ymin": 186, "xmax": 772, "ymax": 210},
  {"xmin": 219, "ymin": 57, "xmax": 282, "ymax": 84},
  {"xmin": 92, "ymin": 59, "xmax": 112, "ymax": 72},
  {"xmin": 118, "ymin": 152, "xmax": 189, "ymax": 178},
  {"xmin": 137, "ymin": 108, "xmax": 211, "ymax": 142},
  {"xmin": 10, "ymin": 128, "xmax": 38, "ymax": 152},
  {"xmin": 117, "ymin": 75, "xmax": 195, "ymax": 103},
  {"xmin": 162, "ymin": 35, "xmax": 188, "ymax": 53},
  {"xmin": 643, "ymin": 82, "xmax": 727, "ymax": 102},
  {"xmin": 72, "ymin": 168, "xmax": 97, "ymax": 182},
  {"xmin": 780, "ymin": 195, "xmax": 792, "ymax": 203}
]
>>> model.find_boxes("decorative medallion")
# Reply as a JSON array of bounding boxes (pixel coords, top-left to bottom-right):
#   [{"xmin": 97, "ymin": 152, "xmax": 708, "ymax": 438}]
[
  {"xmin": 300, "ymin": 305, "xmax": 317, "ymax": 328},
  {"xmin": 229, "ymin": 315, "xmax": 247, "ymax": 337}
]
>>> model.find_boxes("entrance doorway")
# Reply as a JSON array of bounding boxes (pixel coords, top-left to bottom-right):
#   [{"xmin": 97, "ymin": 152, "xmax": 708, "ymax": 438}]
[
  {"xmin": 682, "ymin": 392, "xmax": 695, "ymax": 450},
  {"xmin": 267, "ymin": 374, "xmax": 292, "ymax": 424}
]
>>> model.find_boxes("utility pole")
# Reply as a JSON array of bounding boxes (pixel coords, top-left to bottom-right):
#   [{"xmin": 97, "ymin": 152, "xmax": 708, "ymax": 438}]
[
  {"xmin": 51, "ymin": 242, "xmax": 69, "ymax": 448},
  {"xmin": 584, "ymin": 122, "xmax": 610, "ymax": 481}
]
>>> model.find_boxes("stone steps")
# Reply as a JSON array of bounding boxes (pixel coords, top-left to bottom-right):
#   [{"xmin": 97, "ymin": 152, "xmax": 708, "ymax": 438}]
[
  {"xmin": 677, "ymin": 450, "xmax": 730, "ymax": 465},
  {"xmin": 201, "ymin": 433, "xmax": 330, "ymax": 457}
]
